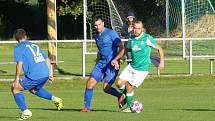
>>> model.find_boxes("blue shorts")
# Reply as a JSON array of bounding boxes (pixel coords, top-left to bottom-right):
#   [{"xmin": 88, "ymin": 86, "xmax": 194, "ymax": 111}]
[
  {"xmin": 19, "ymin": 76, "xmax": 49, "ymax": 90},
  {"xmin": 90, "ymin": 62, "xmax": 119, "ymax": 85}
]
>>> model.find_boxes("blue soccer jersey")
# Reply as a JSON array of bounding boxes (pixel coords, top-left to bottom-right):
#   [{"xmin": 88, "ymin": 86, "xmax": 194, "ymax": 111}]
[
  {"xmin": 90, "ymin": 28, "xmax": 121, "ymax": 83},
  {"xmin": 95, "ymin": 28, "xmax": 121, "ymax": 64},
  {"xmin": 14, "ymin": 40, "xmax": 49, "ymax": 80}
]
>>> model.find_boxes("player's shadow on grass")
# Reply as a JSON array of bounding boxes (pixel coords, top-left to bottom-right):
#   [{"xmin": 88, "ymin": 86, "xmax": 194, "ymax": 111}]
[
  {"xmin": 0, "ymin": 70, "xmax": 7, "ymax": 73},
  {"xmin": 34, "ymin": 108, "xmax": 118, "ymax": 112},
  {"xmin": 162, "ymin": 108, "xmax": 215, "ymax": 112},
  {"xmin": 57, "ymin": 68, "xmax": 88, "ymax": 77},
  {"xmin": 0, "ymin": 116, "xmax": 17, "ymax": 120},
  {"xmin": 183, "ymin": 108, "xmax": 215, "ymax": 111},
  {"xmin": 1, "ymin": 107, "xmax": 118, "ymax": 112}
]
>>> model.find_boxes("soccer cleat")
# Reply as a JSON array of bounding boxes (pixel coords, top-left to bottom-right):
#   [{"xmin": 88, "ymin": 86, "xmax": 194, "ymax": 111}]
[
  {"xmin": 18, "ymin": 109, "xmax": 32, "ymax": 120},
  {"xmin": 80, "ymin": 107, "xmax": 91, "ymax": 112},
  {"xmin": 122, "ymin": 108, "xmax": 132, "ymax": 113},
  {"xmin": 118, "ymin": 94, "xmax": 126, "ymax": 109},
  {"xmin": 53, "ymin": 97, "xmax": 63, "ymax": 110}
]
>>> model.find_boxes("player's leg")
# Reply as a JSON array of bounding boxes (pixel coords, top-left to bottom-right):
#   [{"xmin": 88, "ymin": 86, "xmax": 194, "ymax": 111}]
[
  {"xmin": 11, "ymin": 81, "xmax": 26, "ymax": 112},
  {"xmin": 122, "ymin": 83, "xmax": 135, "ymax": 113},
  {"xmin": 29, "ymin": 77, "xmax": 63, "ymax": 110},
  {"xmin": 30, "ymin": 88, "xmax": 53, "ymax": 100},
  {"xmin": 103, "ymin": 66, "xmax": 122, "ymax": 97},
  {"xmin": 29, "ymin": 77, "xmax": 51, "ymax": 99},
  {"xmin": 103, "ymin": 82, "xmax": 126, "ymax": 109},
  {"xmin": 31, "ymin": 88, "xmax": 63, "ymax": 110},
  {"xmin": 11, "ymin": 76, "xmax": 32, "ymax": 120},
  {"xmin": 81, "ymin": 64, "xmax": 103, "ymax": 112},
  {"xmin": 103, "ymin": 66, "xmax": 126, "ymax": 108},
  {"xmin": 116, "ymin": 78, "xmax": 126, "ymax": 93},
  {"xmin": 115, "ymin": 79, "xmax": 127, "ymax": 109},
  {"xmin": 116, "ymin": 64, "xmax": 133, "ymax": 93},
  {"xmin": 103, "ymin": 83, "xmax": 122, "ymax": 97},
  {"xmin": 123, "ymin": 70, "xmax": 149, "ymax": 112},
  {"xmin": 125, "ymin": 83, "xmax": 135, "ymax": 108},
  {"xmin": 80, "ymin": 77, "xmax": 97, "ymax": 112}
]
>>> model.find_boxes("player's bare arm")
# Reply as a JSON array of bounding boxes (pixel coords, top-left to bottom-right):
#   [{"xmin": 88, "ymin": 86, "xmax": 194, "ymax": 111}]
[
  {"xmin": 111, "ymin": 42, "xmax": 125, "ymax": 70},
  {"xmin": 155, "ymin": 46, "xmax": 164, "ymax": 70}
]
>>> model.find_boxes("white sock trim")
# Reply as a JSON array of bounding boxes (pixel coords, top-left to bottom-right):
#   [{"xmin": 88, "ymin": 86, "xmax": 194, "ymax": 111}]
[
  {"xmin": 23, "ymin": 109, "xmax": 29, "ymax": 113},
  {"xmin": 126, "ymin": 92, "xmax": 134, "ymax": 96},
  {"xmin": 51, "ymin": 96, "xmax": 56, "ymax": 101},
  {"xmin": 120, "ymin": 85, "xmax": 125, "ymax": 90}
]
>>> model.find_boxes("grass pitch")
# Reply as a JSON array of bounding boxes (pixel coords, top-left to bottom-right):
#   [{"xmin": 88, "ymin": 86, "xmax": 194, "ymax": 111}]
[
  {"xmin": 0, "ymin": 42, "xmax": 215, "ymax": 120},
  {"xmin": 1, "ymin": 76, "xmax": 215, "ymax": 121},
  {"xmin": 0, "ymin": 43, "xmax": 215, "ymax": 79}
]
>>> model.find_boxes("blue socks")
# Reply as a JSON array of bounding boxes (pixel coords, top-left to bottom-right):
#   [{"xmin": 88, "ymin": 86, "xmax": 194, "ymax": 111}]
[
  {"xmin": 35, "ymin": 88, "xmax": 53, "ymax": 100},
  {"xmin": 84, "ymin": 87, "xmax": 122, "ymax": 110},
  {"xmin": 84, "ymin": 88, "xmax": 93, "ymax": 110},
  {"xmin": 13, "ymin": 92, "xmax": 27, "ymax": 112},
  {"xmin": 107, "ymin": 87, "xmax": 122, "ymax": 97},
  {"xmin": 13, "ymin": 88, "xmax": 52, "ymax": 112}
]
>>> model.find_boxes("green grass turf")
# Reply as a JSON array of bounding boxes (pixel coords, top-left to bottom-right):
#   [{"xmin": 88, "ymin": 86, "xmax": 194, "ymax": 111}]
[
  {"xmin": 0, "ymin": 76, "xmax": 215, "ymax": 121},
  {"xmin": 0, "ymin": 43, "xmax": 215, "ymax": 78}
]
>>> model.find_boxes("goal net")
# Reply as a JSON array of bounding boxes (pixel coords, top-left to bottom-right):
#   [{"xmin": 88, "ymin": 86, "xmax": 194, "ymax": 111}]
[
  {"xmin": 185, "ymin": 0, "xmax": 215, "ymax": 38},
  {"xmin": 167, "ymin": 0, "xmax": 215, "ymax": 57},
  {"xmin": 169, "ymin": 0, "xmax": 215, "ymax": 38},
  {"xmin": 87, "ymin": 0, "xmax": 123, "ymax": 38}
]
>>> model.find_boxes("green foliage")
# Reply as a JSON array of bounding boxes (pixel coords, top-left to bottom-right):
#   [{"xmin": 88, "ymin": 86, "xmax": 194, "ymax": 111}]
[
  {"xmin": 156, "ymin": 0, "xmax": 165, "ymax": 6},
  {"xmin": 0, "ymin": 1, "xmax": 47, "ymax": 39},
  {"xmin": 57, "ymin": 0, "xmax": 83, "ymax": 19},
  {"xmin": 14, "ymin": 0, "xmax": 30, "ymax": 4},
  {"xmin": 57, "ymin": 0, "xmax": 165, "ymax": 18}
]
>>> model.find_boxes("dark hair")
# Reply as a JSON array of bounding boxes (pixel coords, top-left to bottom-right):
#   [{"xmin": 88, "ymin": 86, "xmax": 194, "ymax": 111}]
[
  {"xmin": 14, "ymin": 29, "xmax": 26, "ymax": 41},
  {"xmin": 134, "ymin": 19, "xmax": 145, "ymax": 27},
  {"xmin": 134, "ymin": 18, "xmax": 142, "ymax": 24},
  {"xmin": 93, "ymin": 15, "xmax": 104, "ymax": 23},
  {"xmin": 134, "ymin": 19, "xmax": 146, "ymax": 32}
]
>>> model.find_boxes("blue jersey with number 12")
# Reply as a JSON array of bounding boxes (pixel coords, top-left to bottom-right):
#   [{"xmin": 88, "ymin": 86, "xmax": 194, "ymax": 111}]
[{"xmin": 14, "ymin": 40, "xmax": 49, "ymax": 80}]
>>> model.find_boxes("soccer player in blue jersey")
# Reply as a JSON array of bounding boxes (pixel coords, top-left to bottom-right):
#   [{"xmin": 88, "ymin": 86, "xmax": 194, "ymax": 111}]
[
  {"xmin": 80, "ymin": 15, "xmax": 125, "ymax": 112},
  {"xmin": 11, "ymin": 29, "xmax": 63, "ymax": 120}
]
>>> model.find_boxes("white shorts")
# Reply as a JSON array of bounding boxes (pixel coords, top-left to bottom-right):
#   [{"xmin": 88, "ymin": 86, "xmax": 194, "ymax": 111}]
[{"xmin": 119, "ymin": 64, "xmax": 149, "ymax": 88}]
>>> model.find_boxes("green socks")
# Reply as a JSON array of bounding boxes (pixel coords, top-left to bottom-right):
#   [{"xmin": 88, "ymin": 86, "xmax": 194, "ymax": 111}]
[{"xmin": 126, "ymin": 92, "xmax": 134, "ymax": 107}]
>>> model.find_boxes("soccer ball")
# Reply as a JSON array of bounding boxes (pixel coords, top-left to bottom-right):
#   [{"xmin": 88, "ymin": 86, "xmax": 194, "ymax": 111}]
[{"xmin": 130, "ymin": 101, "xmax": 143, "ymax": 113}]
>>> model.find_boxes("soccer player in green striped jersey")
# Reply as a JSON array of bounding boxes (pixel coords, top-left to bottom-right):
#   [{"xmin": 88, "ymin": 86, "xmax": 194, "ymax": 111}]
[{"xmin": 116, "ymin": 19, "xmax": 164, "ymax": 112}]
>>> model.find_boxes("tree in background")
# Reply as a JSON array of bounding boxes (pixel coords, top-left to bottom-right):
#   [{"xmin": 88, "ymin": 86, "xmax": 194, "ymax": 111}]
[
  {"xmin": 0, "ymin": 0, "xmax": 47, "ymax": 39},
  {"xmin": 0, "ymin": 0, "xmax": 214, "ymax": 39}
]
